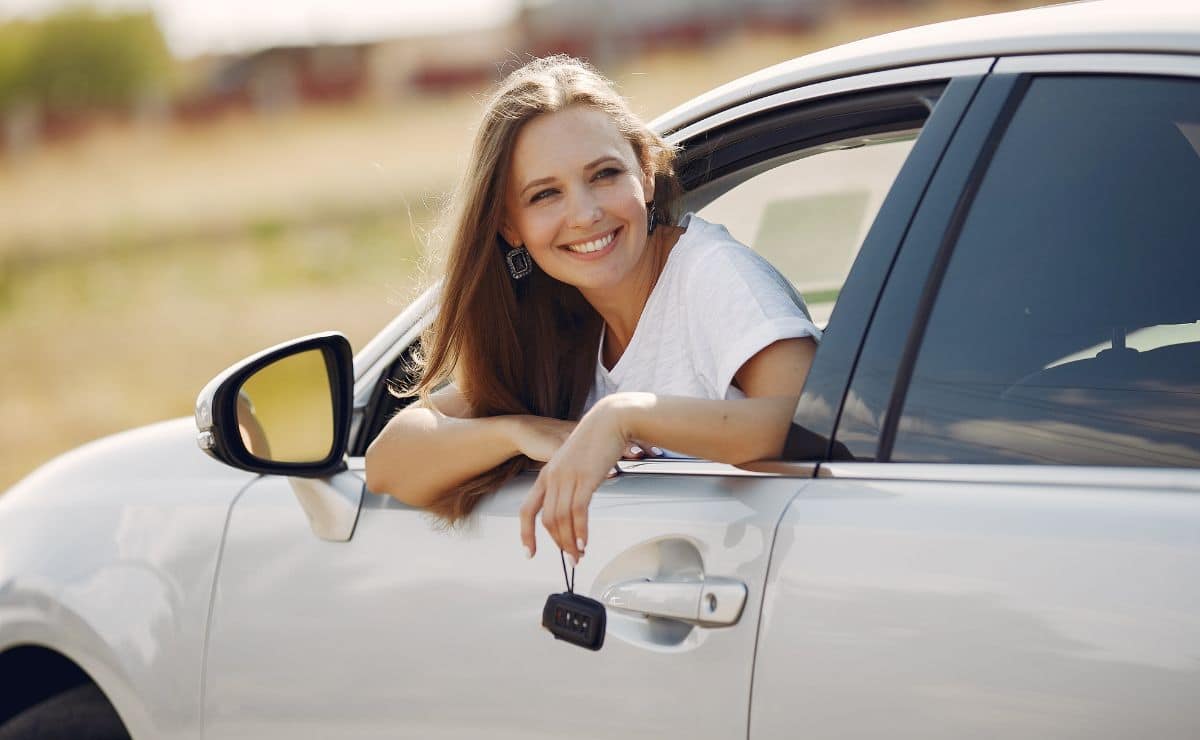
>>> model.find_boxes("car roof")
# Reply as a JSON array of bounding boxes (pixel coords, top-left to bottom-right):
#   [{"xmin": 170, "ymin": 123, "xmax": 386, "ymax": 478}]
[{"xmin": 651, "ymin": 0, "xmax": 1200, "ymax": 134}]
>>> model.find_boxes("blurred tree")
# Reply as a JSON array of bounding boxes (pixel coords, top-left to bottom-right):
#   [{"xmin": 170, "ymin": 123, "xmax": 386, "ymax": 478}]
[
  {"xmin": 0, "ymin": 8, "xmax": 172, "ymax": 116},
  {"xmin": 0, "ymin": 21, "xmax": 36, "ymax": 112}
]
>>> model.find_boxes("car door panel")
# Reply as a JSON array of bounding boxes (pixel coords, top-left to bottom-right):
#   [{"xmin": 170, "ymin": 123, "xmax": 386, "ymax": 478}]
[
  {"xmin": 751, "ymin": 470, "xmax": 1200, "ymax": 739},
  {"xmin": 202, "ymin": 464, "xmax": 811, "ymax": 739}
]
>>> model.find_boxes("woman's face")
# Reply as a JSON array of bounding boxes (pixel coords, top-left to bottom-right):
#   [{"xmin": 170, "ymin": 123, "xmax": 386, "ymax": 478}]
[{"xmin": 501, "ymin": 105, "xmax": 655, "ymax": 295}]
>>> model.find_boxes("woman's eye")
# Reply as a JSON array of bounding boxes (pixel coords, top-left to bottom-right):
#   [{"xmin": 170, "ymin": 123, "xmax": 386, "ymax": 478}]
[
  {"xmin": 593, "ymin": 167, "xmax": 621, "ymax": 180},
  {"xmin": 530, "ymin": 188, "xmax": 557, "ymax": 203}
]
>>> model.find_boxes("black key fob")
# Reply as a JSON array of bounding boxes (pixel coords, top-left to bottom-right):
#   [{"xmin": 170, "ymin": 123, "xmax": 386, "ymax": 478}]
[{"xmin": 542, "ymin": 591, "xmax": 606, "ymax": 651}]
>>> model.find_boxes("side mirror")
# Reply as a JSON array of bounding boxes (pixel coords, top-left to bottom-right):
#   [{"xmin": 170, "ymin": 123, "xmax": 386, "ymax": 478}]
[{"xmin": 195, "ymin": 332, "xmax": 354, "ymax": 477}]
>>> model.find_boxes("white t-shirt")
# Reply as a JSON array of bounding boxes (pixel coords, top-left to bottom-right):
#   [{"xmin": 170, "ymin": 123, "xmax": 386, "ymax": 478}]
[{"xmin": 585, "ymin": 213, "xmax": 821, "ymax": 413}]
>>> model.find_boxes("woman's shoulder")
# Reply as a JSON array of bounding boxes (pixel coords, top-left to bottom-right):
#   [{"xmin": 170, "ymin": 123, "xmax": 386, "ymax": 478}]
[
  {"xmin": 670, "ymin": 213, "xmax": 787, "ymax": 286},
  {"xmin": 672, "ymin": 213, "xmax": 744, "ymax": 260},
  {"xmin": 667, "ymin": 213, "xmax": 817, "ymax": 328}
]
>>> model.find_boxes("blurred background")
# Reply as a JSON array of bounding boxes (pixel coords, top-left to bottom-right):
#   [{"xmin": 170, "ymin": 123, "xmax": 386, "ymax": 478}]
[{"xmin": 0, "ymin": 0, "xmax": 1047, "ymax": 490}]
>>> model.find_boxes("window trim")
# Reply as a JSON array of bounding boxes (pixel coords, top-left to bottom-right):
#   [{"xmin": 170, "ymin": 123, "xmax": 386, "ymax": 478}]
[
  {"xmin": 816, "ymin": 462, "xmax": 1200, "ymax": 493},
  {"xmin": 994, "ymin": 52, "xmax": 1200, "ymax": 79},
  {"xmin": 617, "ymin": 459, "xmax": 813, "ymax": 478},
  {"xmin": 666, "ymin": 58, "xmax": 993, "ymax": 145},
  {"xmin": 674, "ymin": 84, "xmax": 942, "ymax": 195}
]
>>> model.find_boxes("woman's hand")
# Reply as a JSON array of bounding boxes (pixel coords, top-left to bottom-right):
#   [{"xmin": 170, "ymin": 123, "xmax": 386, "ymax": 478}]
[{"xmin": 519, "ymin": 395, "xmax": 644, "ymax": 562}]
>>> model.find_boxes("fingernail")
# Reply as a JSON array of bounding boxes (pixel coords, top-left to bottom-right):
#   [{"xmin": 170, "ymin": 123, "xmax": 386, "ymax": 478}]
[
  {"xmin": 566, "ymin": 554, "xmax": 577, "ymax": 568},
  {"xmin": 630, "ymin": 445, "xmax": 642, "ymax": 455},
  {"xmin": 523, "ymin": 546, "xmax": 532, "ymax": 560},
  {"xmin": 576, "ymin": 538, "xmax": 585, "ymax": 552},
  {"xmin": 651, "ymin": 447, "xmax": 664, "ymax": 456}
]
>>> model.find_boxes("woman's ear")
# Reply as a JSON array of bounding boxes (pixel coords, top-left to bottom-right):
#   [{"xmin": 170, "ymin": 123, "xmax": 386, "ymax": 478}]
[
  {"xmin": 641, "ymin": 164, "xmax": 656, "ymax": 204},
  {"xmin": 499, "ymin": 221, "xmax": 521, "ymax": 248}
]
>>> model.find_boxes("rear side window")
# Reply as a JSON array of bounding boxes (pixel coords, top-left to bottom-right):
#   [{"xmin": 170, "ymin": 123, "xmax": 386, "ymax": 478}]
[{"xmin": 893, "ymin": 75, "xmax": 1200, "ymax": 466}]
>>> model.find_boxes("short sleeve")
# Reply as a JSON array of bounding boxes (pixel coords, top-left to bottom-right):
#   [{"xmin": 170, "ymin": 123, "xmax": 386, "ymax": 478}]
[{"xmin": 683, "ymin": 238, "xmax": 821, "ymax": 398}]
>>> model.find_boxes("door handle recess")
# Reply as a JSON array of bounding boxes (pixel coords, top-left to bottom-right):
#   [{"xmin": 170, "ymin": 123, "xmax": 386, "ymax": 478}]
[{"xmin": 600, "ymin": 577, "xmax": 747, "ymax": 627}]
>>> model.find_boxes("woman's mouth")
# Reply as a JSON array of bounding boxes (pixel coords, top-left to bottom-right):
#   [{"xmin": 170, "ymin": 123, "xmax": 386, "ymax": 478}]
[{"xmin": 561, "ymin": 227, "xmax": 619, "ymax": 257}]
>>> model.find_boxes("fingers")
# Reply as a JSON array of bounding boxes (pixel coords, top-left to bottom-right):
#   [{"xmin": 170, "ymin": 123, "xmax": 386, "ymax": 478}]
[
  {"xmin": 528, "ymin": 454, "xmax": 608, "ymax": 564},
  {"xmin": 534, "ymin": 472, "xmax": 591, "ymax": 563},
  {"xmin": 571, "ymin": 483, "xmax": 590, "ymax": 556},
  {"xmin": 621, "ymin": 441, "xmax": 664, "ymax": 459},
  {"xmin": 554, "ymin": 480, "xmax": 578, "ymax": 563},
  {"xmin": 621, "ymin": 443, "xmax": 646, "ymax": 460},
  {"xmin": 535, "ymin": 470, "xmax": 568, "ymax": 561},
  {"xmin": 518, "ymin": 481, "xmax": 546, "ymax": 559}
]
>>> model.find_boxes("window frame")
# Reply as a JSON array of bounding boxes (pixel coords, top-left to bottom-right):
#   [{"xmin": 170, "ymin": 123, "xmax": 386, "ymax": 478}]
[{"xmin": 844, "ymin": 53, "xmax": 1200, "ymax": 468}]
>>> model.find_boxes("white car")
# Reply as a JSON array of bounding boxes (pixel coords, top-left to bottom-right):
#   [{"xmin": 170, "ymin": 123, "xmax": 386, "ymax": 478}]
[{"xmin": 3, "ymin": 2, "xmax": 1200, "ymax": 738}]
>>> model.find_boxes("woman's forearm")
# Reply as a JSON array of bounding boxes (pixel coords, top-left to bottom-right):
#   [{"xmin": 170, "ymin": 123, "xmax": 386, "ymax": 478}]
[
  {"xmin": 518, "ymin": 391, "xmax": 800, "ymax": 560},
  {"xmin": 365, "ymin": 407, "xmax": 520, "ymax": 507},
  {"xmin": 606, "ymin": 392, "xmax": 798, "ymax": 465}
]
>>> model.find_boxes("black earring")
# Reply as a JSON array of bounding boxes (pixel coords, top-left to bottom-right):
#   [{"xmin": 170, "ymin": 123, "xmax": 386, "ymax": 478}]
[
  {"xmin": 646, "ymin": 202, "xmax": 658, "ymax": 235},
  {"xmin": 505, "ymin": 244, "xmax": 532, "ymax": 280}
]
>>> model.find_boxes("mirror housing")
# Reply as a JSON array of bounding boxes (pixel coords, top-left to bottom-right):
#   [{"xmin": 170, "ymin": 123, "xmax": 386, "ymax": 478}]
[{"xmin": 195, "ymin": 332, "xmax": 354, "ymax": 477}]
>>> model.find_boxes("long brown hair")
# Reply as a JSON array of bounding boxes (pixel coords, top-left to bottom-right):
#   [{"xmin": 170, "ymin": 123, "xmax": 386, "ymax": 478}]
[{"xmin": 403, "ymin": 55, "xmax": 681, "ymax": 523}]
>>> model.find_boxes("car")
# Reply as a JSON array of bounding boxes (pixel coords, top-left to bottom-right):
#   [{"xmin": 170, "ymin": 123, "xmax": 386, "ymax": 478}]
[{"xmin": 4, "ymin": 1, "xmax": 1200, "ymax": 738}]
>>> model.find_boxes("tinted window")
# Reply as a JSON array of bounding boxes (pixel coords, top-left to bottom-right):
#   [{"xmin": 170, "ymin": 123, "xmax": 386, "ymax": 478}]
[{"xmin": 893, "ymin": 75, "xmax": 1200, "ymax": 466}]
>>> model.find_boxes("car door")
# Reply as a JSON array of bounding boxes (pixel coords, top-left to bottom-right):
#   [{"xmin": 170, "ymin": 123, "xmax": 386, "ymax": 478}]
[
  {"xmin": 751, "ymin": 55, "xmax": 1200, "ymax": 739},
  {"xmin": 198, "ymin": 60, "xmax": 987, "ymax": 740}
]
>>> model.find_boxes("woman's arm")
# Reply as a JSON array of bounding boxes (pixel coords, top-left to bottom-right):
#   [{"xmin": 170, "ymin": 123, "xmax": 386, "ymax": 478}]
[
  {"xmin": 520, "ymin": 337, "xmax": 816, "ymax": 561},
  {"xmin": 619, "ymin": 334, "xmax": 817, "ymax": 464},
  {"xmin": 365, "ymin": 384, "xmax": 576, "ymax": 509}
]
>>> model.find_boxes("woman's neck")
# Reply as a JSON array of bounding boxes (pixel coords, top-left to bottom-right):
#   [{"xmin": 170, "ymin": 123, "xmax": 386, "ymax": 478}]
[{"xmin": 584, "ymin": 225, "xmax": 684, "ymax": 368}]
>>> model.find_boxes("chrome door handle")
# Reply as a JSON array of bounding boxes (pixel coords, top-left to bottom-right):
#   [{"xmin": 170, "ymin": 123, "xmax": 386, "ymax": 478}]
[{"xmin": 600, "ymin": 577, "xmax": 747, "ymax": 627}]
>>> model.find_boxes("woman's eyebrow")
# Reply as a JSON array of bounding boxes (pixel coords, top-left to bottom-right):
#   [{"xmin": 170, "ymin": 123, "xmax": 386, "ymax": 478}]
[
  {"xmin": 520, "ymin": 175, "xmax": 557, "ymax": 196},
  {"xmin": 583, "ymin": 155, "xmax": 621, "ymax": 170},
  {"xmin": 519, "ymin": 155, "xmax": 624, "ymax": 196}
]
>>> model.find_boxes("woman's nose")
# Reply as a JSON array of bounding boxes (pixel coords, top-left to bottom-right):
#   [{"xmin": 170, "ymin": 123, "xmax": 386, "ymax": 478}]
[{"xmin": 566, "ymin": 187, "xmax": 603, "ymax": 228}]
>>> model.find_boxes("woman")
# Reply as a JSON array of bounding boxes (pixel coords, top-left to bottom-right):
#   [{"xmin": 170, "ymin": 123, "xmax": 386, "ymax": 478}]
[{"xmin": 366, "ymin": 56, "xmax": 819, "ymax": 565}]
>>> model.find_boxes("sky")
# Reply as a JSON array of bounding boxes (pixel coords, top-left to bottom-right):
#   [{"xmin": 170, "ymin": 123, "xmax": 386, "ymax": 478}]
[{"xmin": 0, "ymin": 0, "xmax": 523, "ymax": 56}]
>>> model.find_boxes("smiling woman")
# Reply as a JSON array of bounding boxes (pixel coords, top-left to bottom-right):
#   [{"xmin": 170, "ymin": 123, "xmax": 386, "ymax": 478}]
[{"xmin": 365, "ymin": 56, "xmax": 820, "ymax": 561}]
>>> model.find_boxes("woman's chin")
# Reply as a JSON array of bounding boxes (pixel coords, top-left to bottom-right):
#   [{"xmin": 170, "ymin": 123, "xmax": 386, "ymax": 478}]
[
  {"xmin": 564, "ymin": 269, "xmax": 633, "ymax": 296},
  {"xmin": 546, "ymin": 256, "xmax": 625, "ymax": 291}
]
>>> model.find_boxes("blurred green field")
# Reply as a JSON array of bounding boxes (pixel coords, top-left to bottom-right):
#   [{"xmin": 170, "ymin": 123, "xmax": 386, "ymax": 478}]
[{"xmin": 0, "ymin": 0, "xmax": 1045, "ymax": 490}]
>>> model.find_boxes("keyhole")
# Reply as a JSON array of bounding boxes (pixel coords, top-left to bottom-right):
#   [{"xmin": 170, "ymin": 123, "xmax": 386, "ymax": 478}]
[{"xmin": 706, "ymin": 593, "xmax": 718, "ymax": 613}]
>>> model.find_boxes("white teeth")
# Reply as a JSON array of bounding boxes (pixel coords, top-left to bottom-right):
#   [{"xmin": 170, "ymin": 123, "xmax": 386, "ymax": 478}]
[{"xmin": 564, "ymin": 231, "xmax": 615, "ymax": 254}]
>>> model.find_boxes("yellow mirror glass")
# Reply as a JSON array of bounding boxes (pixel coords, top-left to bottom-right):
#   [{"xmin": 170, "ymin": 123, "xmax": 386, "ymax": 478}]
[{"xmin": 236, "ymin": 349, "xmax": 334, "ymax": 464}]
